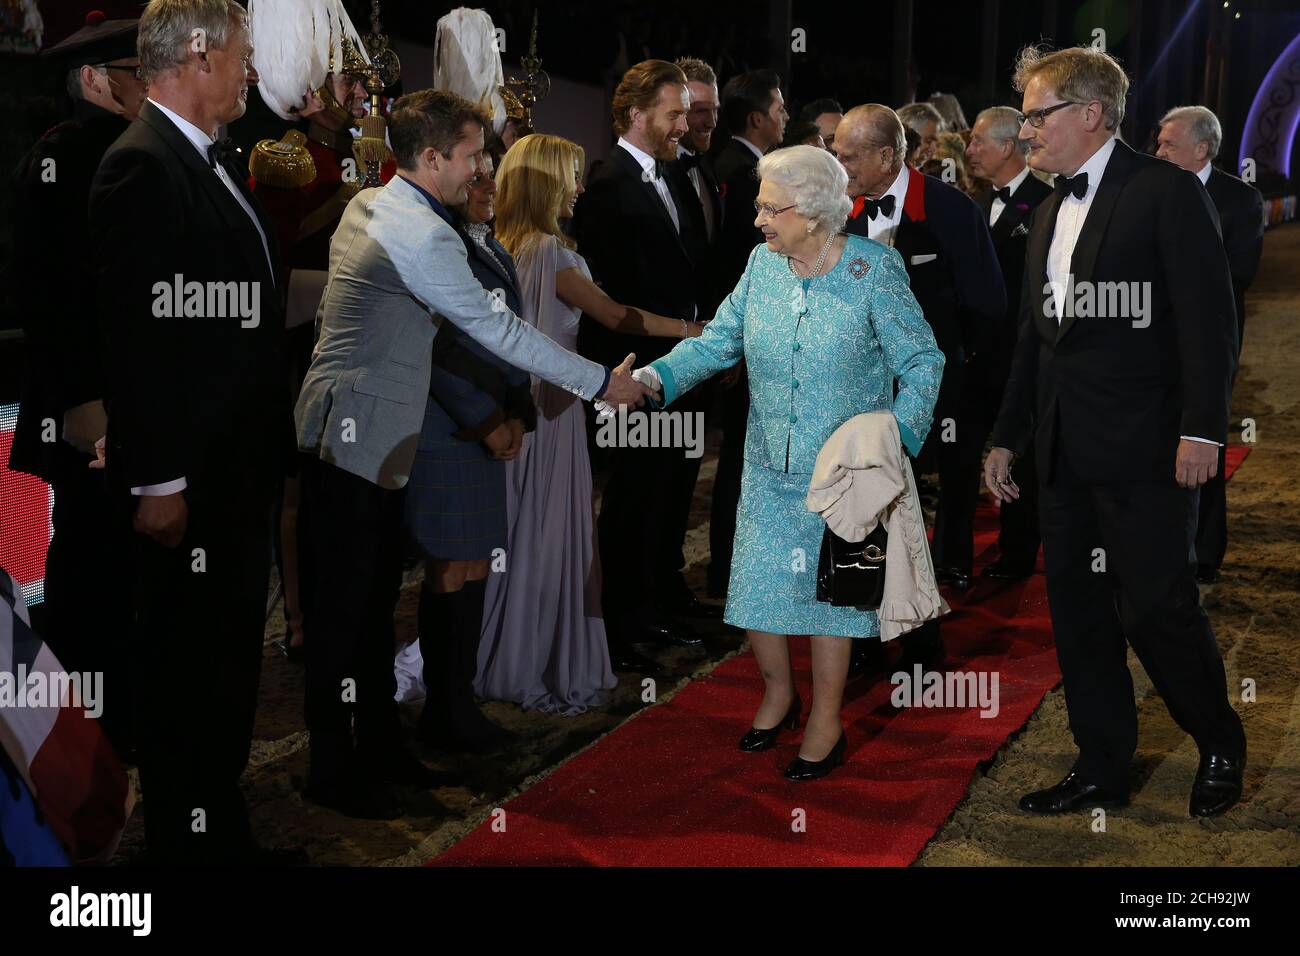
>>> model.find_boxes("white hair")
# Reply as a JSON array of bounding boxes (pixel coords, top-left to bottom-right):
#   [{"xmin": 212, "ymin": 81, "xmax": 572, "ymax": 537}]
[
  {"xmin": 138, "ymin": 0, "xmax": 248, "ymax": 84},
  {"xmin": 1161, "ymin": 105, "xmax": 1222, "ymax": 160},
  {"xmin": 758, "ymin": 144, "xmax": 853, "ymax": 233},
  {"xmin": 976, "ymin": 106, "xmax": 1030, "ymax": 155}
]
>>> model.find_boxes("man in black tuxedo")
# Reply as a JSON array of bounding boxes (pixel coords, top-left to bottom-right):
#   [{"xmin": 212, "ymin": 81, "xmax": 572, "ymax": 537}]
[
  {"xmin": 89, "ymin": 0, "xmax": 290, "ymax": 863},
  {"xmin": 8, "ymin": 15, "xmax": 144, "ymax": 754},
  {"xmin": 836, "ymin": 103, "xmax": 1005, "ymax": 671},
  {"xmin": 1157, "ymin": 105, "xmax": 1266, "ymax": 583},
  {"xmin": 705, "ymin": 69, "xmax": 787, "ymax": 598},
  {"xmin": 574, "ymin": 60, "xmax": 708, "ymax": 671},
  {"xmin": 986, "ymin": 46, "xmax": 1246, "ymax": 818},
  {"xmin": 963, "ymin": 106, "xmax": 1054, "ymax": 580}
]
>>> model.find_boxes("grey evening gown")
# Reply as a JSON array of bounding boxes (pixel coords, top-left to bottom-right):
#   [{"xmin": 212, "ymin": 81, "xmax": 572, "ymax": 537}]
[{"xmin": 475, "ymin": 233, "xmax": 617, "ymax": 714}]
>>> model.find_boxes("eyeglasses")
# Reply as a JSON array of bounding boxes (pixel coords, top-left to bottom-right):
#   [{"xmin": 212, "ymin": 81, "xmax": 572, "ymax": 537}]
[
  {"xmin": 1017, "ymin": 101, "xmax": 1082, "ymax": 128},
  {"xmin": 754, "ymin": 201, "xmax": 797, "ymax": 220},
  {"xmin": 100, "ymin": 63, "xmax": 144, "ymax": 81}
]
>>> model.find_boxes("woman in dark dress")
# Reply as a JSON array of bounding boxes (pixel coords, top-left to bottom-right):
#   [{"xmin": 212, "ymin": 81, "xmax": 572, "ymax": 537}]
[{"xmin": 400, "ymin": 153, "xmax": 536, "ymax": 752}]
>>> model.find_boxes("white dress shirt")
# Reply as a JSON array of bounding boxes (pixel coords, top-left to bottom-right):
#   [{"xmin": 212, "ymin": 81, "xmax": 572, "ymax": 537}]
[
  {"xmin": 1046, "ymin": 136, "xmax": 1218, "ymax": 447},
  {"xmin": 990, "ymin": 165, "xmax": 1031, "ymax": 227},
  {"xmin": 864, "ymin": 164, "xmax": 909, "ymax": 246},
  {"xmin": 618, "ymin": 135, "xmax": 679, "ymax": 232},
  {"xmin": 131, "ymin": 99, "xmax": 277, "ymax": 496},
  {"xmin": 1195, "ymin": 162, "xmax": 1212, "ymax": 186}
]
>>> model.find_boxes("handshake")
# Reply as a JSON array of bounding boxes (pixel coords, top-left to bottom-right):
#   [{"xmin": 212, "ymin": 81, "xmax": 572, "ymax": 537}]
[{"xmin": 595, "ymin": 353, "xmax": 664, "ymax": 419}]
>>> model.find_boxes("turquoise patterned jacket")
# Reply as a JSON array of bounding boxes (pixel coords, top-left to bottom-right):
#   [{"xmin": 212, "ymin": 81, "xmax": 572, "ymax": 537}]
[{"xmin": 651, "ymin": 233, "xmax": 944, "ymax": 474}]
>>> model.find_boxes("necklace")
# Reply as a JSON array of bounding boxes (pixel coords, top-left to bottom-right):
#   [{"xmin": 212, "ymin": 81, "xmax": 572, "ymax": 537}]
[{"xmin": 789, "ymin": 231, "xmax": 838, "ymax": 279}]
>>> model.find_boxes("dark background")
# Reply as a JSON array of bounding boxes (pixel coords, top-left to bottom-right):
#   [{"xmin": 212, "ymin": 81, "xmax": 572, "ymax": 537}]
[{"xmin": 2, "ymin": 0, "xmax": 1299, "ymax": 345}]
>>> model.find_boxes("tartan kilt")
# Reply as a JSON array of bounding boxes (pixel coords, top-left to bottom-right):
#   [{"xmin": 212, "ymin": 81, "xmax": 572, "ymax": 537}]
[{"xmin": 404, "ymin": 396, "xmax": 508, "ymax": 561}]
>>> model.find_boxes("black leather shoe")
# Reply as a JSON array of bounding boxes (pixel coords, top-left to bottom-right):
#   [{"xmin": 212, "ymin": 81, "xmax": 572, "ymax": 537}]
[
  {"xmin": 783, "ymin": 733, "xmax": 847, "ymax": 781},
  {"xmin": 304, "ymin": 777, "xmax": 404, "ymax": 820},
  {"xmin": 1195, "ymin": 565, "xmax": 1220, "ymax": 585},
  {"xmin": 1189, "ymin": 753, "xmax": 1243, "ymax": 817},
  {"xmin": 980, "ymin": 558, "xmax": 1034, "ymax": 580},
  {"xmin": 739, "ymin": 695, "xmax": 801, "ymax": 752},
  {"xmin": 608, "ymin": 645, "xmax": 671, "ymax": 678},
  {"xmin": 664, "ymin": 593, "xmax": 725, "ymax": 620},
  {"xmin": 358, "ymin": 747, "xmax": 452, "ymax": 789},
  {"xmin": 935, "ymin": 567, "xmax": 972, "ymax": 591},
  {"xmin": 1018, "ymin": 771, "xmax": 1128, "ymax": 813},
  {"xmin": 622, "ymin": 617, "xmax": 702, "ymax": 647},
  {"xmin": 847, "ymin": 640, "xmax": 887, "ymax": 680},
  {"xmin": 418, "ymin": 707, "xmax": 515, "ymax": 755}
]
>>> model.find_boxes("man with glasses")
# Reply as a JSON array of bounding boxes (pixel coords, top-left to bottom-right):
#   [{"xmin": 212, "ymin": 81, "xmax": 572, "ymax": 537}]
[
  {"xmin": 7, "ymin": 12, "xmax": 144, "ymax": 757},
  {"xmin": 836, "ymin": 103, "xmax": 1004, "ymax": 676},
  {"xmin": 984, "ymin": 45, "xmax": 1246, "ymax": 819}
]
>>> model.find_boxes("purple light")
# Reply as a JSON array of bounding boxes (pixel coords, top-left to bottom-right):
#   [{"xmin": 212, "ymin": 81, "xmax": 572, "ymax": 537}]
[{"xmin": 1239, "ymin": 31, "xmax": 1300, "ymax": 178}]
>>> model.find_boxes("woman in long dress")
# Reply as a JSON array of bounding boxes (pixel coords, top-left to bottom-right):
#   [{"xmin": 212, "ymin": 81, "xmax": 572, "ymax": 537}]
[{"xmin": 477, "ymin": 133, "xmax": 702, "ymax": 714}]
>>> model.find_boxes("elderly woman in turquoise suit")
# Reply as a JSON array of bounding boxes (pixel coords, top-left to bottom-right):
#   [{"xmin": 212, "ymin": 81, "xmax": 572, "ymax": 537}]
[{"xmin": 642, "ymin": 144, "xmax": 943, "ymax": 781}]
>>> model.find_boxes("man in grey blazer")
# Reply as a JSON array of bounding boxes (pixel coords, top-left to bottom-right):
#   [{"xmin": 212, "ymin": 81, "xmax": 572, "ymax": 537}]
[{"xmin": 296, "ymin": 89, "xmax": 648, "ymax": 818}]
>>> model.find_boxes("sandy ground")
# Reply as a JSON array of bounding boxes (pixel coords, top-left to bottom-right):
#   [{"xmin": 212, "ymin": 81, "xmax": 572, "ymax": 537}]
[
  {"xmin": 918, "ymin": 223, "xmax": 1300, "ymax": 866},
  {"xmin": 114, "ymin": 224, "xmax": 1300, "ymax": 866}
]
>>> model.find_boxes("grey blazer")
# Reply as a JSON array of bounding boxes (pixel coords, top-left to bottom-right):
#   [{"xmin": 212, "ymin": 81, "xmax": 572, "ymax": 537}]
[{"xmin": 296, "ymin": 175, "xmax": 607, "ymax": 489}]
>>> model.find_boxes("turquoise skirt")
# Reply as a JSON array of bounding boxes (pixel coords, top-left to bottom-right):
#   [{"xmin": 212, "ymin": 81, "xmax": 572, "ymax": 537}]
[{"xmin": 723, "ymin": 460, "xmax": 882, "ymax": 638}]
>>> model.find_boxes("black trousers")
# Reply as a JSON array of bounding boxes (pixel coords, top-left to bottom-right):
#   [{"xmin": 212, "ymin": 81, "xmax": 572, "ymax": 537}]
[
  {"xmin": 598, "ymin": 438, "xmax": 688, "ymax": 635},
  {"xmin": 936, "ymin": 411, "xmax": 1041, "ymax": 573},
  {"xmin": 1194, "ymin": 441, "xmax": 1229, "ymax": 573},
  {"xmin": 924, "ymin": 350, "xmax": 969, "ymax": 572},
  {"xmin": 130, "ymin": 484, "xmax": 272, "ymax": 864},
  {"xmin": 1039, "ymin": 440, "xmax": 1246, "ymax": 792},
  {"xmin": 659, "ymin": 381, "xmax": 712, "ymax": 598},
  {"xmin": 42, "ymin": 467, "xmax": 134, "ymax": 752},
  {"xmin": 300, "ymin": 457, "xmax": 405, "ymax": 785},
  {"xmin": 708, "ymin": 376, "xmax": 748, "ymax": 594}
]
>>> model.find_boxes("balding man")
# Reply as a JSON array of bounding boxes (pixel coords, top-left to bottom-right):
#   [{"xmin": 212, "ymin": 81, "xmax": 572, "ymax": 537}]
[
  {"xmin": 962, "ymin": 106, "xmax": 1053, "ymax": 580},
  {"xmin": 836, "ymin": 104, "xmax": 1004, "ymax": 655},
  {"xmin": 985, "ymin": 46, "xmax": 1245, "ymax": 818},
  {"xmin": 1157, "ymin": 105, "xmax": 1265, "ymax": 585}
]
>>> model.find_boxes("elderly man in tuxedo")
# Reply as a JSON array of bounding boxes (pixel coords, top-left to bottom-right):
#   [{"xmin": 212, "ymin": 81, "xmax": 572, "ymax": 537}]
[
  {"xmin": 985, "ymin": 46, "xmax": 1246, "ymax": 818},
  {"xmin": 1157, "ymin": 104, "xmax": 1266, "ymax": 584},
  {"xmin": 296, "ymin": 89, "xmax": 648, "ymax": 818},
  {"xmin": 90, "ymin": 0, "xmax": 289, "ymax": 864},
  {"xmin": 836, "ymin": 103, "xmax": 1005, "ymax": 674},
  {"xmin": 963, "ymin": 106, "xmax": 1054, "ymax": 580}
]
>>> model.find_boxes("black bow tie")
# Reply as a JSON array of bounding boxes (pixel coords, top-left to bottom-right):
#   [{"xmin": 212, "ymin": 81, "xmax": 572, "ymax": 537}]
[
  {"xmin": 651, "ymin": 159, "xmax": 670, "ymax": 181},
  {"xmin": 992, "ymin": 185, "xmax": 1013, "ymax": 204},
  {"xmin": 207, "ymin": 137, "xmax": 237, "ymax": 170},
  {"xmin": 859, "ymin": 194, "xmax": 896, "ymax": 220},
  {"xmin": 1054, "ymin": 171, "xmax": 1088, "ymax": 200},
  {"xmin": 678, "ymin": 151, "xmax": 701, "ymax": 171}
]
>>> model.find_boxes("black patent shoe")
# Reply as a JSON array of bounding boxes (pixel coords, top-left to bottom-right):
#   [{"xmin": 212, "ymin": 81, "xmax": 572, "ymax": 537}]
[
  {"xmin": 1189, "ymin": 753, "xmax": 1244, "ymax": 817},
  {"xmin": 1018, "ymin": 771, "xmax": 1128, "ymax": 814},
  {"xmin": 739, "ymin": 695, "xmax": 801, "ymax": 752},
  {"xmin": 783, "ymin": 732, "xmax": 847, "ymax": 781}
]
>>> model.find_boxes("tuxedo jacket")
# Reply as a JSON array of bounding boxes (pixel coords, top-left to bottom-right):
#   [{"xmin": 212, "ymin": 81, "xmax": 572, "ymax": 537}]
[
  {"xmin": 573, "ymin": 143, "xmax": 701, "ymax": 370},
  {"xmin": 426, "ymin": 220, "xmax": 537, "ymax": 440},
  {"xmin": 89, "ymin": 100, "xmax": 287, "ymax": 505},
  {"xmin": 669, "ymin": 149, "xmax": 724, "ymax": 317},
  {"xmin": 9, "ymin": 104, "xmax": 126, "ymax": 484},
  {"xmin": 711, "ymin": 137, "xmax": 763, "ymax": 307},
  {"xmin": 968, "ymin": 171, "xmax": 1054, "ymax": 411},
  {"xmin": 1204, "ymin": 166, "xmax": 1265, "ymax": 332},
  {"xmin": 846, "ymin": 169, "xmax": 1005, "ymax": 364},
  {"xmin": 990, "ymin": 139, "xmax": 1239, "ymax": 484}
]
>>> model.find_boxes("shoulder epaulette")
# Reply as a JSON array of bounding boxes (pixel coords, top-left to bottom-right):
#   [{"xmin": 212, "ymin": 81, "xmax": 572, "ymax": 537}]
[{"xmin": 250, "ymin": 129, "xmax": 316, "ymax": 189}]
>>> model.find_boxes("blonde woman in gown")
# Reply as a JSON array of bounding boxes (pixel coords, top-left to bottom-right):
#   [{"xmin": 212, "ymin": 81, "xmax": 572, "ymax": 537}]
[{"xmin": 476, "ymin": 134, "xmax": 702, "ymax": 713}]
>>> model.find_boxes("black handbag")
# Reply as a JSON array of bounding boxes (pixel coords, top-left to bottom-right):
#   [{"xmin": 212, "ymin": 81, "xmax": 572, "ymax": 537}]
[{"xmin": 816, "ymin": 522, "xmax": 888, "ymax": 609}]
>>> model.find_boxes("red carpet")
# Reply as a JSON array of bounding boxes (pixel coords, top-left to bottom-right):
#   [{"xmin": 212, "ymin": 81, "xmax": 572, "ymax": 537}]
[{"xmin": 432, "ymin": 445, "xmax": 1252, "ymax": 867}]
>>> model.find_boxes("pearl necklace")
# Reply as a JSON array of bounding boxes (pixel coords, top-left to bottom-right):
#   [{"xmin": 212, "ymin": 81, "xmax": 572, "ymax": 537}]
[{"xmin": 789, "ymin": 230, "xmax": 838, "ymax": 279}]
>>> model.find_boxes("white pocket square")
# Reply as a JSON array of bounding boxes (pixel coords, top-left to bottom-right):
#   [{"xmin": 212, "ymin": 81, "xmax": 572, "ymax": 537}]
[
  {"xmin": 1010, "ymin": 222, "xmax": 1030, "ymax": 237},
  {"xmin": 909, "ymin": 253, "xmax": 938, "ymax": 265}
]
